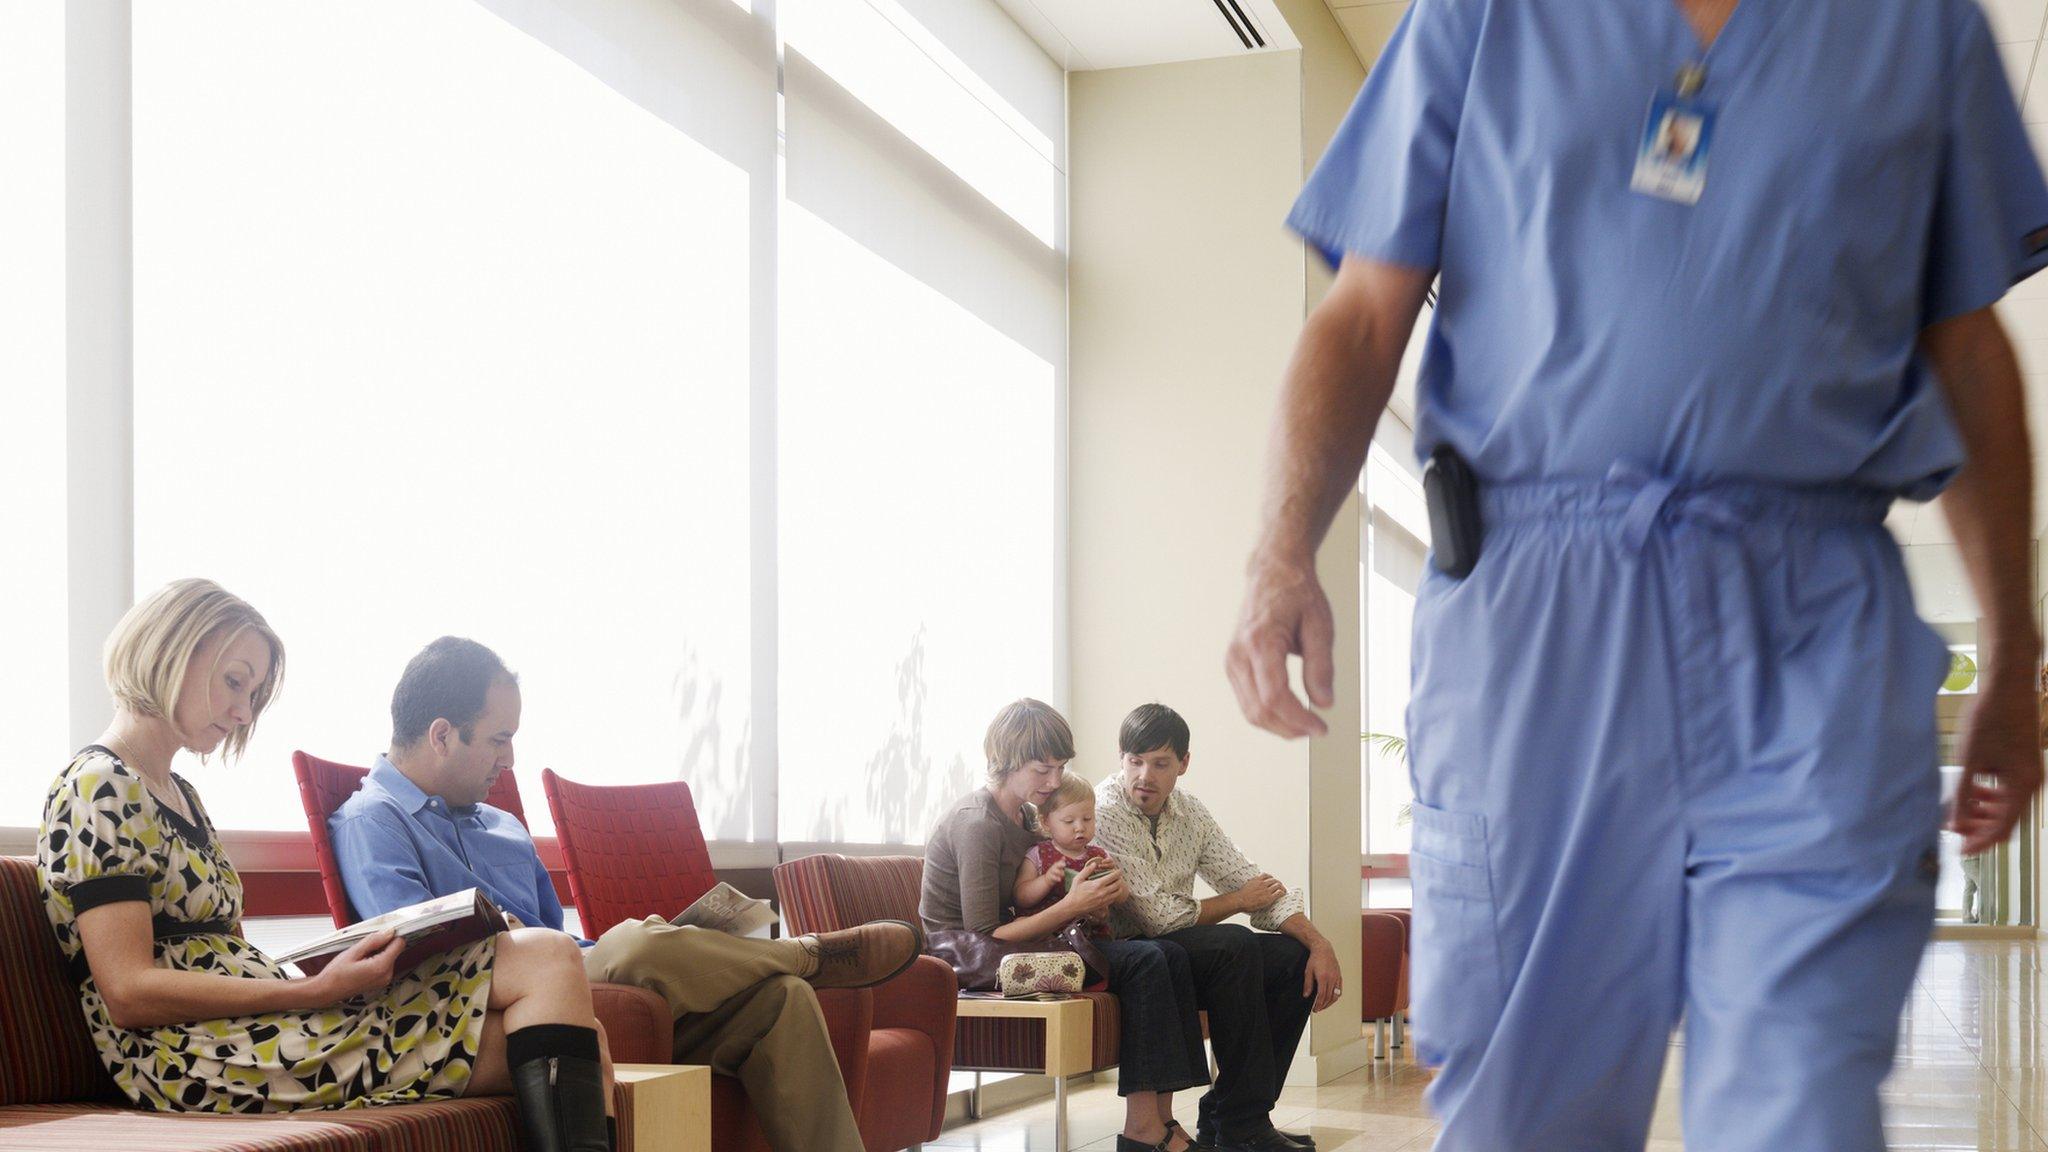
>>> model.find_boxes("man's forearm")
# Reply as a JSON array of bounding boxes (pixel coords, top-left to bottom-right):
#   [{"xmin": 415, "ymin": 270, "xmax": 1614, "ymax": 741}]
[
  {"xmin": 1930, "ymin": 311, "xmax": 2039, "ymax": 679},
  {"xmin": 1196, "ymin": 890, "xmax": 1242, "ymax": 925},
  {"xmin": 1278, "ymin": 912, "xmax": 1330, "ymax": 953},
  {"xmin": 1253, "ymin": 264, "xmax": 1430, "ymax": 568}
]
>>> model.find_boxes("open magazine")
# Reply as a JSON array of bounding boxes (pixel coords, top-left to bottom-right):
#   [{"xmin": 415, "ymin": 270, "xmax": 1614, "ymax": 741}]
[
  {"xmin": 671, "ymin": 881, "xmax": 779, "ymax": 938},
  {"xmin": 276, "ymin": 888, "xmax": 507, "ymax": 977}
]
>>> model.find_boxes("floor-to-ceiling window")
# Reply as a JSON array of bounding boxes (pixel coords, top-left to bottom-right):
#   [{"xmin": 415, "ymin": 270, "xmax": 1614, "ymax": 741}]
[
  {"xmin": 1362, "ymin": 443, "xmax": 1425, "ymax": 909},
  {"xmin": 0, "ymin": 4, "xmax": 70, "ymax": 826},
  {"xmin": 7, "ymin": 0, "xmax": 1067, "ymax": 860}
]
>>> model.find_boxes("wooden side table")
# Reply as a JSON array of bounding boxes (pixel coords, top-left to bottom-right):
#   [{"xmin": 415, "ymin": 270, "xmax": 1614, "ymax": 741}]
[
  {"xmin": 954, "ymin": 996, "xmax": 1096, "ymax": 1151},
  {"xmin": 614, "ymin": 1063, "xmax": 710, "ymax": 1152}
]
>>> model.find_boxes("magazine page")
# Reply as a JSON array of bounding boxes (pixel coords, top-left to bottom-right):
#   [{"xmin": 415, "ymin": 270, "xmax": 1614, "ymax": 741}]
[
  {"xmin": 277, "ymin": 888, "xmax": 501, "ymax": 970},
  {"xmin": 670, "ymin": 881, "xmax": 780, "ymax": 938}
]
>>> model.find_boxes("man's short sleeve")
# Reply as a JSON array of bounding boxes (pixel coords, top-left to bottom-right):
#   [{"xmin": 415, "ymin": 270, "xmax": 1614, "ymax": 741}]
[
  {"xmin": 1924, "ymin": 2, "xmax": 2048, "ymax": 325},
  {"xmin": 1286, "ymin": 0, "xmax": 1481, "ymax": 272}
]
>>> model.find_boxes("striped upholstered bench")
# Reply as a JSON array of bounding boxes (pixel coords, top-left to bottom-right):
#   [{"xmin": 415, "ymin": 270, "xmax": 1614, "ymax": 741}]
[
  {"xmin": 0, "ymin": 855, "xmax": 679, "ymax": 1151},
  {"xmin": 774, "ymin": 853, "xmax": 1122, "ymax": 1149}
]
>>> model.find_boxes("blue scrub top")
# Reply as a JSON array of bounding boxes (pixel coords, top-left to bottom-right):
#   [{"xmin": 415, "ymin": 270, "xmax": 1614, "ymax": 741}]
[{"xmin": 1289, "ymin": 0, "xmax": 2048, "ymax": 498}]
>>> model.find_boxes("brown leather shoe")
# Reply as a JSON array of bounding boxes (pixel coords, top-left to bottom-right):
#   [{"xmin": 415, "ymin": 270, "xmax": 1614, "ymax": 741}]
[{"xmin": 798, "ymin": 920, "xmax": 922, "ymax": 989}]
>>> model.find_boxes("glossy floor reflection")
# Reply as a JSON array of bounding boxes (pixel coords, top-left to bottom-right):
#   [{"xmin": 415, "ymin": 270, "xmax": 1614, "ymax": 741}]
[{"xmin": 928, "ymin": 940, "xmax": 2048, "ymax": 1150}]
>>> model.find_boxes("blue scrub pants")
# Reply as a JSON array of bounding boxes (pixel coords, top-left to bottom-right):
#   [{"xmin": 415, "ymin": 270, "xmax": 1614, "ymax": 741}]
[{"xmin": 1406, "ymin": 470, "xmax": 1947, "ymax": 1152}]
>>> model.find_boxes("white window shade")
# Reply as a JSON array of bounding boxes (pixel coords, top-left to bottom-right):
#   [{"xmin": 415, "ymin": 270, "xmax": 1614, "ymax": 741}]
[
  {"xmin": 784, "ymin": 0, "xmax": 1062, "ymax": 246},
  {"xmin": 0, "ymin": 4, "xmax": 69, "ymax": 830},
  {"xmin": 780, "ymin": 0, "xmax": 1065, "ymax": 844},
  {"xmin": 132, "ymin": 0, "xmax": 772, "ymax": 837}
]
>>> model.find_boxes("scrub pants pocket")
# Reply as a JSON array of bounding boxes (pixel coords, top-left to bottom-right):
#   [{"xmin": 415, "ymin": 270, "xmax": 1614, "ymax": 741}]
[{"xmin": 1408, "ymin": 800, "xmax": 1507, "ymax": 1067}]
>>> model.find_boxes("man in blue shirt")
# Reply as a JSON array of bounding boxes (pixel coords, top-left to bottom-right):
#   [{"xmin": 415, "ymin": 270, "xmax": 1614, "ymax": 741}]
[
  {"xmin": 332, "ymin": 637, "xmax": 918, "ymax": 1152},
  {"xmin": 1229, "ymin": 2, "xmax": 2048, "ymax": 1151}
]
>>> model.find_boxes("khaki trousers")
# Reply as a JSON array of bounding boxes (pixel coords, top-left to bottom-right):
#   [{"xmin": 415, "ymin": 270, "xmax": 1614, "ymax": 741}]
[{"xmin": 583, "ymin": 918, "xmax": 866, "ymax": 1152}]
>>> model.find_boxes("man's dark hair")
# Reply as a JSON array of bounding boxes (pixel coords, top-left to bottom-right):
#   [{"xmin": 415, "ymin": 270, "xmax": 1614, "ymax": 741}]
[
  {"xmin": 1120, "ymin": 702, "xmax": 1191, "ymax": 761},
  {"xmin": 391, "ymin": 637, "xmax": 518, "ymax": 748}
]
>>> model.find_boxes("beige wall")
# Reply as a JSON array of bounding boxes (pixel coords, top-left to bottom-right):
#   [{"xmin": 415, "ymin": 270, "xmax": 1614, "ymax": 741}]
[{"xmin": 1069, "ymin": 9, "xmax": 1370, "ymax": 1083}]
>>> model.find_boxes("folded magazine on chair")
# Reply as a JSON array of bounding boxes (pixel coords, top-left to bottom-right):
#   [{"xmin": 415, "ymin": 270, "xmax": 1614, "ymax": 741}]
[
  {"xmin": 669, "ymin": 881, "xmax": 779, "ymax": 938},
  {"xmin": 276, "ymin": 888, "xmax": 508, "ymax": 976}
]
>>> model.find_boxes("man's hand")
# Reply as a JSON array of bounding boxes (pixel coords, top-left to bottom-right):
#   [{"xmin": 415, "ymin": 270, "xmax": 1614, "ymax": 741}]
[
  {"xmin": 1235, "ymin": 873, "xmax": 1287, "ymax": 913},
  {"xmin": 502, "ymin": 913, "xmax": 525, "ymax": 930},
  {"xmin": 1230, "ymin": 258, "xmax": 1432, "ymax": 740},
  {"xmin": 1226, "ymin": 556, "xmax": 1336, "ymax": 739},
  {"xmin": 1924, "ymin": 309, "xmax": 2040, "ymax": 856},
  {"xmin": 1954, "ymin": 667, "xmax": 2043, "ymax": 855},
  {"xmin": 1303, "ymin": 941, "xmax": 1343, "ymax": 1012}
]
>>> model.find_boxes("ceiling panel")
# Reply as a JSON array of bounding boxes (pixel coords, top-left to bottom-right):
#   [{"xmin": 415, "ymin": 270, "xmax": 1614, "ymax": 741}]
[
  {"xmin": 991, "ymin": 0, "xmax": 1091, "ymax": 71},
  {"xmin": 1983, "ymin": 0, "xmax": 2048, "ymax": 46},
  {"xmin": 1331, "ymin": 1, "xmax": 1407, "ymax": 69},
  {"xmin": 999, "ymin": 0, "xmax": 1298, "ymax": 71}
]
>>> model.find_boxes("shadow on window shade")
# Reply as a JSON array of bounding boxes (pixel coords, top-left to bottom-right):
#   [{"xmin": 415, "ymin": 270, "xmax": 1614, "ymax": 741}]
[{"xmin": 131, "ymin": 0, "xmax": 770, "ymax": 837}]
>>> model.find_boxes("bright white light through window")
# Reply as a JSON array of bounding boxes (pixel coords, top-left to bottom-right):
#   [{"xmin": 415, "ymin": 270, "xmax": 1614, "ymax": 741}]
[
  {"xmin": 0, "ymin": 5, "xmax": 69, "ymax": 829},
  {"xmin": 785, "ymin": 0, "xmax": 1057, "ymax": 245},
  {"xmin": 779, "ymin": 203, "xmax": 1057, "ymax": 844},
  {"xmin": 133, "ymin": 0, "xmax": 756, "ymax": 837}
]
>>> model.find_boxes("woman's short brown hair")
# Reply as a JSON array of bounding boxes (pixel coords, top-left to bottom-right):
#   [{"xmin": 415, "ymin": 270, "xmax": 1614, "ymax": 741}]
[
  {"xmin": 103, "ymin": 578, "xmax": 285, "ymax": 762},
  {"xmin": 983, "ymin": 698, "xmax": 1075, "ymax": 788}
]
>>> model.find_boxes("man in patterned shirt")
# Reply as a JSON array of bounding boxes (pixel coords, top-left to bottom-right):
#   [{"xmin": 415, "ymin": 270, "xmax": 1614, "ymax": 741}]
[{"xmin": 1093, "ymin": 703, "xmax": 1344, "ymax": 1152}]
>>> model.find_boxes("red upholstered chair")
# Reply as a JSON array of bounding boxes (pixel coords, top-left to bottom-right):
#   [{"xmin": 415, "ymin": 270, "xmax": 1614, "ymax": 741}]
[
  {"xmin": 1360, "ymin": 912, "xmax": 1410, "ymax": 1060},
  {"xmin": 537, "ymin": 771, "xmax": 721, "ymax": 939},
  {"xmin": 543, "ymin": 771, "xmax": 935, "ymax": 1152},
  {"xmin": 778, "ymin": 854, "xmax": 1123, "ymax": 1142},
  {"xmin": 290, "ymin": 751, "xmax": 674, "ymax": 1065}
]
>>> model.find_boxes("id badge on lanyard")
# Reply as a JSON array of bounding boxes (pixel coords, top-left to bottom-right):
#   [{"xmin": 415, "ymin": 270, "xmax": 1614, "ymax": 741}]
[{"xmin": 1631, "ymin": 63, "xmax": 1716, "ymax": 206}]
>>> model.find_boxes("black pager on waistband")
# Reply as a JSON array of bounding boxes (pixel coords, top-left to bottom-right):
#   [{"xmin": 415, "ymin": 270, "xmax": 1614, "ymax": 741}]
[{"xmin": 1423, "ymin": 445, "xmax": 1482, "ymax": 578}]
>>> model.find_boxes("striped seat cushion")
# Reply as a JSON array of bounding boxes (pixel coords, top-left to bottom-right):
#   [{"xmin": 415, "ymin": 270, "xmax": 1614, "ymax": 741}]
[
  {"xmin": 773, "ymin": 854, "xmax": 923, "ymax": 935},
  {"xmin": 0, "ymin": 857, "xmax": 121, "ymax": 1105},
  {"xmin": 0, "ymin": 1085, "xmax": 639, "ymax": 1151},
  {"xmin": 0, "ymin": 1105, "xmax": 367, "ymax": 1151}
]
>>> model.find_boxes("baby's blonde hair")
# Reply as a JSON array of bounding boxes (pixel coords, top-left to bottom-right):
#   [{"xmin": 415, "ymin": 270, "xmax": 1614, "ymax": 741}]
[
  {"xmin": 104, "ymin": 578, "xmax": 284, "ymax": 761},
  {"xmin": 1039, "ymin": 774, "xmax": 1096, "ymax": 822}
]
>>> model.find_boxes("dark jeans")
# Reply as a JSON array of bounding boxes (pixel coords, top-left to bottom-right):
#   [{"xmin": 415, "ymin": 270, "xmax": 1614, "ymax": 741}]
[
  {"xmin": 1157, "ymin": 925, "xmax": 1312, "ymax": 1139},
  {"xmin": 1096, "ymin": 936, "xmax": 1212, "ymax": 1096}
]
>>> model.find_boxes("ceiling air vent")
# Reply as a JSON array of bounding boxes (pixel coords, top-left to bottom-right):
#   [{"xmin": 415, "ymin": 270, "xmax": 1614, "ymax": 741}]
[{"xmin": 1210, "ymin": 0, "xmax": 1266, "ymax": 49}]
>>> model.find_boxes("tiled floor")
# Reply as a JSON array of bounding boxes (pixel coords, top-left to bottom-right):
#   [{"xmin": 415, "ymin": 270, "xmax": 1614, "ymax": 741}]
[{"xmin": 928, "ymin": 938, "xmax": 2048, "ymax": 1151}]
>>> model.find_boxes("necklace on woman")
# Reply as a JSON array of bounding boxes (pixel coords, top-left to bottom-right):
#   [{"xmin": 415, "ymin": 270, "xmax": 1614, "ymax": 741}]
[{"xmin": 104, "ymin": 736, "xmax": 194, "ymax": 825}]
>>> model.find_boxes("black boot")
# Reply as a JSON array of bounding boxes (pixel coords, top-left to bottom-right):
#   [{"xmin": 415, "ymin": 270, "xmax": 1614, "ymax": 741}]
[{"xmin": 506, "ymin": 1024, "xmax": 613, "ymax": 1152}]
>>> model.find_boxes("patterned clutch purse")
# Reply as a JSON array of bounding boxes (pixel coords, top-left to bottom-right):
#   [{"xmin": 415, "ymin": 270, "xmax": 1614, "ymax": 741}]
[{"xmin": 997, "ymin": 950, "xmax": 1086, "ymax": 996}]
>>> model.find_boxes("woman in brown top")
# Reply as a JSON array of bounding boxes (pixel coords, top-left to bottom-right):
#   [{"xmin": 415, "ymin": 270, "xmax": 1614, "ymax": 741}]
[{"xmin": 921, "ymin": 699, "xmax": 1211, "ymax": 1152}]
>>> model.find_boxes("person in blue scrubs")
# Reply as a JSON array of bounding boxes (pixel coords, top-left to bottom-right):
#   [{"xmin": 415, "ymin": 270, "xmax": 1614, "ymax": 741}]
[{"xmin": 1227, "ymin": 2, "xmax": 2048, "ymax": 1149}]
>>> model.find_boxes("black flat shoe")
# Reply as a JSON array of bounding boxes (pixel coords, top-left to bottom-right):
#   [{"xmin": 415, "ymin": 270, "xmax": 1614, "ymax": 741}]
[
  {"xmin": 1213, "ymin": 1127, "xmax": 1306, "ymax": 1152},
  {"xmin": 1166, "ymin": 1120, "xmax": 1212, "ymax": 1150},
  {"xmin": 1116, "ymin": 1136, "xmax": 1171, "ymax": 1152}
]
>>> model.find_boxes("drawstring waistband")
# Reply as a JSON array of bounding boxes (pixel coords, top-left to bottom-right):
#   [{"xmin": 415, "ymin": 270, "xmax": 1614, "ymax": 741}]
[{"xmin": 1476, "ymin": 462, "xmax": 1893, "ymax": 551}]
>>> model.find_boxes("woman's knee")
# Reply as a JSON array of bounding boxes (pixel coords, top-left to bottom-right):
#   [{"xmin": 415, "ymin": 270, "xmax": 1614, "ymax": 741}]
[{"xmin": 498, "ymin": 929, "xmax": 593, "ymax": 992}]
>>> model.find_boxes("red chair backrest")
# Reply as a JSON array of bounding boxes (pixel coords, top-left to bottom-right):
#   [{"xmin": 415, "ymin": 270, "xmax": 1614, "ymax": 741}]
[
  {"xmin": 0, "ymin": 856, "xmax": 121, "ymax": 1105},
  {"xmin": 292, "ymin": 750, "xmax": 530, "ymax": 928},
  {"xmin": 541, "ymin": 769, "xmax": 718, "ymax": 940},
  {"xmin": 774, "ymin": 853, "xmax": 924, "ymax": 936}
]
